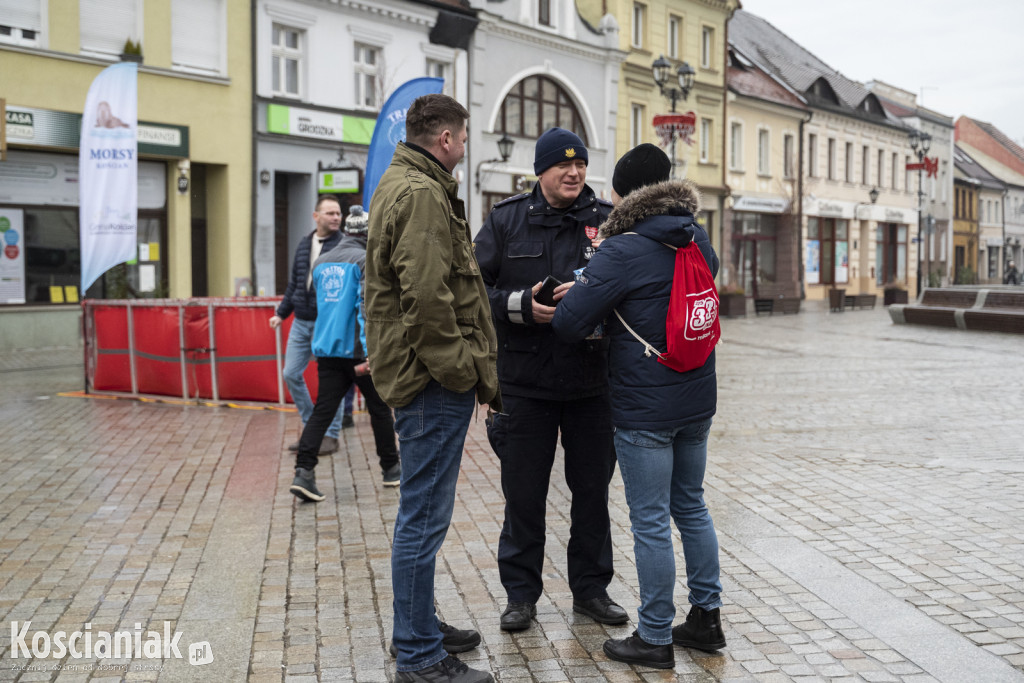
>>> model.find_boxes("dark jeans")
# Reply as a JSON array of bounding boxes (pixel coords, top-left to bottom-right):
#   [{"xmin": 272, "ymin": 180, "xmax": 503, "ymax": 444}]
[
  {"xmin": 296, "ymin": 357, "xmax": 399, "ymax": 472},
  {"xmin": 488, "ymin": 392, "xmax": 616, "ymax": 603},
  {"xmin": 391, "ymin": 381, "xmax": 477, "ymax": 672}
]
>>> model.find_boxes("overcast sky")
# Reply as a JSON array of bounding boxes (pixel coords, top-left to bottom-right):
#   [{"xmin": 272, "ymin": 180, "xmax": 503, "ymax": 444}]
[{"xmin": 739, "ymin": 0, "xmax": 1024, "ymax": 145}]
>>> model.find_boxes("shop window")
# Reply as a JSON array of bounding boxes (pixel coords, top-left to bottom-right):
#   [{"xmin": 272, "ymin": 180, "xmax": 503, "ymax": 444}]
[
  {"xmin": 876, "ymin": 223, "xmax": 907, "ymax": 286},
  {"xmin": 732, "ymin": 212, "xmax": 778, "ymax": 297},
  {"xmin": 807, "ymin": 217, "xmax": 848, "ymax": 285},
  {"xmin": 272, "ymin": 24, "xmax": 304, "ymax": 98},
  {"xmin": 80, "ymin": 0, "xmax": 139, "ymax": 58},
  {"xmin": 498, "ymin": 75, "xmax": 588, "ymax": 144}
]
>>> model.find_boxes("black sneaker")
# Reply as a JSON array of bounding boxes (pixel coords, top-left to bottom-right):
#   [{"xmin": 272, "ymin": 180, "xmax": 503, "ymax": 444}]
[
  {"xmin": 394, "ymin": 655, "xmax": 493, "ymax": 683},
  {"xmin": 672, "ymin": 605, "xmax": 726, "ymax": 651},
  {"xmin": 289, "ymin": 467, "xmax": 325, "ymax": 502},
  {"xmin": 383, "ymin": 463, "xmax": 401, "ymax": 487},
  {"xmin": 342, "ymin": 414, "xmax": 355, "ymax": 428},
  {"xmin": 388, "ymin": 621, "xmax": 481, "ymax": 657}
]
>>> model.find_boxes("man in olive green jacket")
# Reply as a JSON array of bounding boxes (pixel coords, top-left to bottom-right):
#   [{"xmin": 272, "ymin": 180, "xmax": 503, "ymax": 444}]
[{"xmin": 365, "ymin": 94, "xmax": 499, "ymax": 683}]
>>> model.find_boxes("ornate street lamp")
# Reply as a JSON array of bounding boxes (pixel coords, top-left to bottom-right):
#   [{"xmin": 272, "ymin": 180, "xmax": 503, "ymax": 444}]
[
  {"xmin": 651, "ymin": 55, "xmax": 695, "ymax": 178},
  {"xmin": 475, "ymin": 133, "xmax": 515, "ymax": 186},
  {"xmin": 909, "ymin": 129, "xmax": 932, "ymax": 294}
]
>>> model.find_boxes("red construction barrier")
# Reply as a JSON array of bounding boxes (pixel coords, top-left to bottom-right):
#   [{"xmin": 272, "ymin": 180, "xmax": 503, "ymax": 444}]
[{"xmin": 83, "ymin": 297, "xmax": 323, "ymax": 405}]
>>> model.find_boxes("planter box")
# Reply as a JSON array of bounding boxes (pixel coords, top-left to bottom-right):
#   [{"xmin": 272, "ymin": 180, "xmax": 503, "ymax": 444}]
[
  {"xmin": 884, "ymin": 289, "xmax": 908, "ymax": 305},
  {"xmin": 829, "ymin": 288, "xmax": 846, "ymax": 312},
  {"xmin": 719, "ymin": 293, "xmax": 746, "ymax": 318}
]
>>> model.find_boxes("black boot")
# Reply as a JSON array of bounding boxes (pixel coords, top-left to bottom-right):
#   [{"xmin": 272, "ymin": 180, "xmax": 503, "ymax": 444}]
[
  {"xmin": 603, "ymin": 631, "xmax": 674, "ymax": 669},
  {"xmin": 672, "ymin": 605, "xmax": 726, "ymax": 651}
]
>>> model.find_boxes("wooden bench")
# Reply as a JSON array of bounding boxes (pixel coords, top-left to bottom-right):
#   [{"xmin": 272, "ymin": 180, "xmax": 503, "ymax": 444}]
[
  {"xmin": 967, "ymin": 290, "xmax": 1024, "ymax": 333},
  {"xmin": 753, "ymin": 296, "xmax": 800, "ymax": 315},
  {"xmin": 890, "ymin": 287, "xmax": 1024, "ymax": 334}
]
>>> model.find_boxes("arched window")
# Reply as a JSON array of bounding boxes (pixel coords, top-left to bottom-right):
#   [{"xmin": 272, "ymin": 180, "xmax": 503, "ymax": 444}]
[{"xmin": 497, "ymin": 75, "xmax": 588, "ymax": 144}]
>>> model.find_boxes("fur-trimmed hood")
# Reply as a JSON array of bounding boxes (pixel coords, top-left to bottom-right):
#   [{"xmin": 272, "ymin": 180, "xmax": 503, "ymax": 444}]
[{"xmin": 599, "ymin": 180, "xmax": 701, "ymax": 239}]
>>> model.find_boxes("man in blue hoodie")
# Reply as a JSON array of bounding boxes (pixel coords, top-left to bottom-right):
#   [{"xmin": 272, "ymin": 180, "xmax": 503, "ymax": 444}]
[
  {"xmin": 270, "ymin": 195, "xmax": 348, "ymax": 455},
  {"xmin": 289, "ymin": 205, "xmax": 400, "ymax": 501}
]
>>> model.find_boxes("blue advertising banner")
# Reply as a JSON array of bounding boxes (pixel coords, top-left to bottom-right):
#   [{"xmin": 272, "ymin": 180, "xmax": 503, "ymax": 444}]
[
  {"xmin": 80, "ymin": 62, "xmax": 138, "ymax": 293},
  {"xmin": 362, "ymin": 77, "xmax": 443, "ymax": 208}
]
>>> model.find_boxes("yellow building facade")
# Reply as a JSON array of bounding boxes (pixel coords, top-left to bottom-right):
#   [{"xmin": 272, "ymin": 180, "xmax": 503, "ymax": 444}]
[
  {"xmin": 578, "ymin": 0, "xmax": 738, "ymax": 251},
  {"xmin": 0, "ymin": 0, "xmax": 251, "ymax": 338}
]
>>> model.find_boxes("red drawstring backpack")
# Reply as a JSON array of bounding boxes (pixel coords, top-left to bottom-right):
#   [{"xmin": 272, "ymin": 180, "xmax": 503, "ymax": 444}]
[{"xmin": 614, "ymin": 239, "xmax": 720, "ymax": 373}]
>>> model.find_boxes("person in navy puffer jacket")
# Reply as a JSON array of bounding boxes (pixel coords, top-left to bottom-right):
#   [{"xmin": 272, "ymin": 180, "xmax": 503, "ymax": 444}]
[{"xmin": 552, "ymin": 144, "xmax": 726, "ymax": 670}]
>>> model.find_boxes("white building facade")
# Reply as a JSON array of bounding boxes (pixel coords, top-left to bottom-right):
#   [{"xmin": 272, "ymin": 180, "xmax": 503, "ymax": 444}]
[
  {"xmin": 465, "ymin": 0, "xmax": 624, "ymax": 232},
  {"xmin": 252, "ymin": 0, "xmax": 475, "ymax": 294}
]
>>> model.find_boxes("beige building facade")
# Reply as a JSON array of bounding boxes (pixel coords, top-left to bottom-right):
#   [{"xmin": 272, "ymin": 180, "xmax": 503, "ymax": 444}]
[
  {"xmin": 800, "ymin": 108, "xmax": 919, "ymax": 301},
  {"xmin": 578, "ymin": 0, "xmax": 739, "ymax": 252},
  {"xmin": 1, "ymin": 1, "xmax": 252, "ymax": 347},
  {"xmin": 721, "ymin": 53, "xmax": 806, "ymax": 298}
]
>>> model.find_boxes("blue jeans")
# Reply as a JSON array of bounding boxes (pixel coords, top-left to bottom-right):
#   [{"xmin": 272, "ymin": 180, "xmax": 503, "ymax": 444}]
[
  {"xmin": 391, "ymin": 381, "xmax": 477, "ymax": 672},
  {"xmin": 282, "ymin": 318, "xmax": 343, "ymax": 439},
  {"xmin": 614, "ymin": 417, "xmax": 722, "ymax": 645}
]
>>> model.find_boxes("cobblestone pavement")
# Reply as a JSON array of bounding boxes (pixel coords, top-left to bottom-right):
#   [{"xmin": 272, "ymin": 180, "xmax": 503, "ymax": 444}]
[{"xmin": 1, "ymin": 305, "xmax": 1023, "ymax": 682}]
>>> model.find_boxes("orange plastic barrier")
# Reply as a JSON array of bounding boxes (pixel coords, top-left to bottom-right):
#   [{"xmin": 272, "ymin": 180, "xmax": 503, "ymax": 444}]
[{"xmin": 83, "ymin": 298, "xmax": 320, "ymax": 404}]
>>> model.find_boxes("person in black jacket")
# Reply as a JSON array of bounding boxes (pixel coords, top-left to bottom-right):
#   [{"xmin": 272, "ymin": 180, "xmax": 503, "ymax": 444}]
[
  {"xmin": 269, "ymin": 195, "xmax": 346, "ymax": 455},
  {"xmin": 473, "ymin": 127, "xmax": 627, "ymax": 632},
  {"xmin": 553, "ymin": 144, "xmax": 725, "ymax": 670}
]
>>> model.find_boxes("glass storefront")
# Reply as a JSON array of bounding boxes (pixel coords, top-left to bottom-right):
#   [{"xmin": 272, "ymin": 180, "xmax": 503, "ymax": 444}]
[
  {"xmin": 0, "ymin": 150, "xmax": 167, "ymax": 304},
  {"xmin": 732, "ymin": 211, "xmax": 777, "ymax": 296}
]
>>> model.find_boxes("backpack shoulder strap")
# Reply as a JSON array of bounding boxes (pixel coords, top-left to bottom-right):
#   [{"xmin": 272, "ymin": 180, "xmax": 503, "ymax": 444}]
[
  {"xmin": 611, "ymin": 231, "xmax": 676, "ymax": 360},
  {"xmin": 619, "ymin": 231, "xmax": 676, "ymax": 251},
  {"xmin": 613, "ymin": 309, "xmax": 664, "ymax": 360}
]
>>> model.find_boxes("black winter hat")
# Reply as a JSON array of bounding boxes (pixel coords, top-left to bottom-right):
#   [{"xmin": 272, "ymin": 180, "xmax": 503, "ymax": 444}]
[
  {"xmin": 612, "ymin": 143, "xmax": 671, "ymax": 197},
  {"xmin": 534, "ymin": 127, "xmax": 589, "ymax": 175}
]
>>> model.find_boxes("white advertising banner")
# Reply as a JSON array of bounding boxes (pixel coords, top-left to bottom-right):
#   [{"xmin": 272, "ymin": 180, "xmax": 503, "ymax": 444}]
[
  {"xmin": 0, "ymin": 208, "xmax": 26, "ymax": 304},
  {"xmin": 79, "ymin": 62, "xmax": 138, "ymax": 293}
]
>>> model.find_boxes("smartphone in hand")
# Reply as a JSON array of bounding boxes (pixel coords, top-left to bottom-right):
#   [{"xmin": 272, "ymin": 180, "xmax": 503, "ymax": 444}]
[{"xmin": 534, "ymin": 275, "xmax": 562, "ymax": 306}]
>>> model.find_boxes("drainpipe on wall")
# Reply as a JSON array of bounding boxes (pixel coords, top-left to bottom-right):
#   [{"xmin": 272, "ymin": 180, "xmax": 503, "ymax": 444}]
[
  {"xmin": 249, "ymin": 0, "xmax": 259, "ymax": 296},
  {"xmin": 720, "ymin": 4, "xmax": 737, "ymax": 284},
  {"xmin": 797, "ymin": 110, "xmax": 812, "ymax": 300},
  {"xmin": 1002, "ymin": 187, "xmax": 1008, "ymax": 281}
]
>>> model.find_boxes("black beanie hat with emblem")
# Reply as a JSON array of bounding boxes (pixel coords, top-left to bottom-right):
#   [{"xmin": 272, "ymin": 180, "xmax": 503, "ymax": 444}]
[
  {"xmin": 612, "ymin": 143, "xmax": 672, "ymax": 197},
  {"xmin": 534, "ymin": 127, "xmax": 589, "ymax": 175}
]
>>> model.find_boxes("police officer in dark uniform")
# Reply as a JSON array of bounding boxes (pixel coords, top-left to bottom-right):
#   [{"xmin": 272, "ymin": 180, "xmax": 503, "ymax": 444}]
[{"xmin": 474, "ymin": 127, "xmax": 627, "ymax": 632}]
